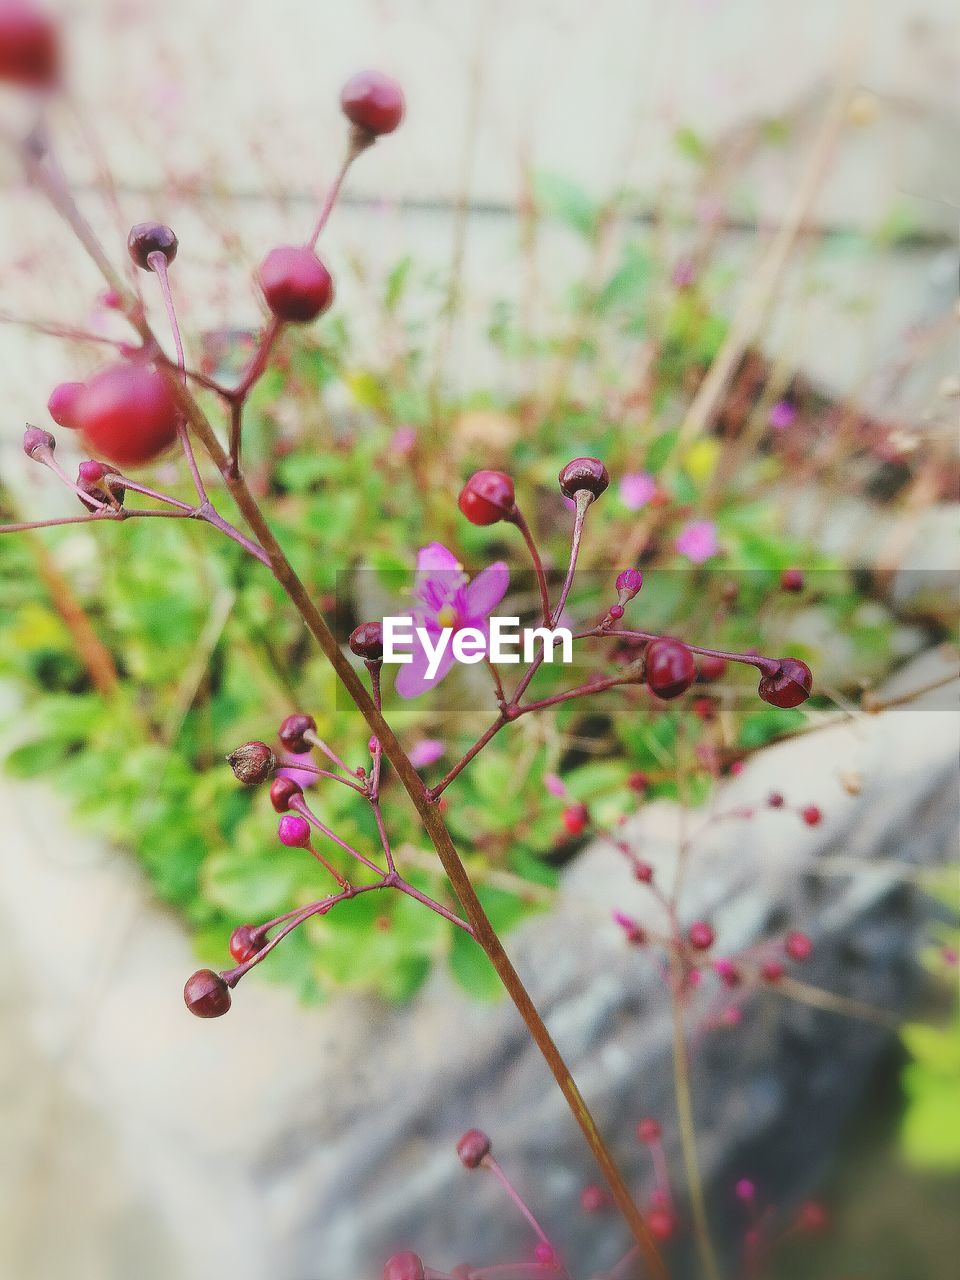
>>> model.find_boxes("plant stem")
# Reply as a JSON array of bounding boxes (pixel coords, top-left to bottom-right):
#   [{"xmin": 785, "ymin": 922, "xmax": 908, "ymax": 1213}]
[{"xmin": 668, "ymin": 954, "xmax": 722, "ymax": 1280}]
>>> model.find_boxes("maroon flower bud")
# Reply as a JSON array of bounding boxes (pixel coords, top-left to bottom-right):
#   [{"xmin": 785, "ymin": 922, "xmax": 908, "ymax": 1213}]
[
  {"xmin": 76, "ymin": 459, "xmax": 125, "ymax": 512},
  {"xmin": 383, "ymin": 1254, "xmax": 424, "ymax": 1280},
  {"xmin": 800, "ymin": 804, "xmax": 822, "ymax": 826},
  {"xmin": 47, "ymin": 380, "xmax": 84, "ymax": 429},
  {"xmin": 226, "ymin": 740, "xmax": 276, "ymax": 785},
  {"xmin": 784, "ymin": 930, "xmax": 813, "ymax": 962},
  {"xmin": 183, "ymin": 968, "xmax": 231, "ymax": 1018},
  {"xmin": 767, "ymin": 791, "xmax": 785, "ymax": 808},
  {"xmin": 634, "ymin": 859, "xmax": 654, "ymax": 884},
  {"xmin": 349, "ymin": 622, "xmax": 384, "ymax": 662},
  {"xmin": 456, "ymin": 1128, "xmax": 491, "ymax": 1169},
  {"xmin": 558, "ymin": 456, "xmax": 609, "ymax": 501},
  {"xmin": 127, "ymin": 222, "xmax": 178, "ymax": 271},
  {"xmin": 270, "ymin": 775, "xmax": 303, "ymax": 813},
  {"xmin": 758, "ymin": 658, "xmax": 812, "ymax": 709},
  {"xmin": 341, "ymin": 70, "xmax": 405, "ymax": 137},
  {"xmin": 457, "ymin": 470, "xmax": 516, "ymax": 526},
  {"xmin": 615, "ymin": 567, "xmax": 643, "ymax": 599},
  {"xmin": 229, "ymin": 924, "xmax": 266, "ymax": 964},
  {"xmin": 23, "ymin": 424, "xmax": 55, "ymax": 459},
  {"xmin": 761, "ymin": 959, "xmax": 785, "ymax": 983},
  {"xmin": 780, "ymin": 567, "xmax": 804, "ymax": 593},
  {"xmin": 645, "ymin": 637, "xmax": 696, "ymax": 699},
  {"xmin": 688, "ymin": 920, "xmax": 715, "ymax": 951},
  {"xmin": 628, "ymin": 771, "xmax": 649, "ymax": 795},
  {"xmin": 278, "ymin": 814, "xmax": 311, "ymax": 847},
  {"xmin": 278, "ymin": 713, "xmax": 316, "ymax": 754}
]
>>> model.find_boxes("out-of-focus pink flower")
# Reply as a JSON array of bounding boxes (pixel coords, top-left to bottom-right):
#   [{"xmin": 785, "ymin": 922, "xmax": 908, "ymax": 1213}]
[
  {"xmin": 276, "ymin": 750, "xmax": 317, "ymax": 789},
  {"xmin": 675, "ymin": 520, "xmax": 719, "ymax": 563},
  {"xmin": 768, "ymin": 400, "xmax": 797, "ymax": 431},
  {"xmin": 390, "ymin": 425, "xmax": 417, "ymax": 458},
  {"xmin": 619, "ymin": 471, "xmax": 658, "ymax": 511},
  {"xmin": 395, "ymin": 542, "xmax": 509, "ymax": 699},
  {"xmin": 544, "ymin": 771, "xmax": 567, "ymax": 798},
  {"xmin": 671, "ymin": 258, "xmax": 696, "ymax": 288},
  {"xmin": 409, "ymin": 738, "xmax": 445, "ymax": 769}
]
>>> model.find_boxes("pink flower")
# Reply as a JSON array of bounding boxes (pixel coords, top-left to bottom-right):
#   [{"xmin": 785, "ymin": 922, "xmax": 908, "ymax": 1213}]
[
  {"xmin": 544, "ymin": 772, "xmax": 567, "ymax": 798},
  {"xmin": 409, "ymin": 738, "xmax": 445, "ymax": 769},
  {"xmin": 768, "ymin": 400, "xmax": 796, "ymax": 431},
  {"xmin": 390, "ymin": 425, "xmax": 417, "ymax": 458},
  {"xmin": 395, "ymin": 542, "xmax": 509, "ymax": 699},
  {"xmin": 276, "ymin": 750, "xmax": 317, "ymax": 789},
  {"xmin": 619, "ymin": 471, "xmax": 657, "ymax": 511},
  {"xmin": 675, "ymin": 520, "xmax": 719, "ymax": 563}
]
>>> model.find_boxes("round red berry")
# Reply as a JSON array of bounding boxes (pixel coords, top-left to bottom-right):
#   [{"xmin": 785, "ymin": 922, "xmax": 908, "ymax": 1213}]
[
  {"xmin": 580, "ymin": 1183, "xmax": 608, "ymax": 1213},
  {"xmin": 229, "ymin": 924, "xmax": 265, "ymax": 964},
  {"xmin": 278, "ymin": 713, "xmax": 316, "ymax": 754},
  {"xmin": 562, "ymin": 803, "xmax": 590, "ymax": 836},
  {"xmin": 558, "ymin": 456, "xmax": 609, "ymax": 500},
  {"xmin": 797, "ymin": 1200, "xmax": 829, "ymax": 1233},
  {"xmin": 341, "ymin": 70, "xmax": 405, "ymax": 136},
  {"xmin": 76, "ymin": 362, "xmax": 179, "ymax": 467},
  {"xmin": 183, "ymin": 969, "xmax": 231, "ymax": 1018},
  {"xmin": 645, "ymin": 637, "xmax": 696, "ymax": 699},
  {"xmin": 349, "ymin": 622, "xmax": 385, "ymax": 662},
  {"xmin": 383, "ymin": 1252, "xmax": 425, "ymax": 1280},
  {"xmin": 647, "ymin": 1207, "xmax": 676, "ymax": 1241},
  {"xmin": 628, "ymin": 771, "xmax": 650, "ymax": 795},
  {"xmin": 688, "ymin": 920, "xmax": 715, "ymax": 951},
  {"xmin": 758, "ymin": 658, "xmax": 812, "ymax": 709},
  {"xmin": 784, "ymin": 930, "xmax": 813, "ymax": 961},
  {"xmin": 636, "ymin": 1117, "xmax": 661, "ymax": 1144},
  {"xmin": 457, "ymin": 470, "xmax": 516, "ymax": 525},
  {"xmin": 456, "ymin": 1128, "xmax": 491, "ymax": 1169},
  {"xmin": 0, "ymin": 2, "xmax": 59, "ymax": 88},
  {"xmin": 800, "ymin": 804, "xmax": 822, "ymax": 827},
  {"xmin": 780, "ymin": 567, "xmax": 804, "ymax": 593},
  {"xmin": 270, "ymin": 776, "xmax": 303, "ymax": 813},
  {"xmin": 257, "ymin": 246, "xmax": 334, "ymax": 323},
  {"xmin": 697, "ymin": 652, "xmax": 728, "ymax": 682},
  {"xmin": 47, "ymin": 380, "xmax": 84, "ymax": 429}
]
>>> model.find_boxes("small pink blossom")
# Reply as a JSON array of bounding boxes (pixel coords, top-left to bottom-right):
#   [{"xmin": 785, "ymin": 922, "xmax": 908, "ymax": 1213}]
[
  {"xmin": 619, "ymin": 471, "xmax": 657, "ymax": 511},
  {"xmin": 409, "ymin": 738, "xmax": 445, "ymax": 769},
  {"xmin": 675, "ymin": 520, "xmax": 719, "ymax": 563},
  {"xmin": 395, "ymin": 543, "xmax": 509, "ymax": 699},
  {"xmin": 390, "ymin": 425, "xmax": 417, "ymax": 458},
  {"xmin": 544, "ymin": 771, "xmax": 567, "ymax": 798},
  {"xmin": 276, "ymin": 750, "xmax": 317, "ymax": 789},
  {"xmin": 768, "ymin": 400, "xmax": 797, "ymax": 431}
]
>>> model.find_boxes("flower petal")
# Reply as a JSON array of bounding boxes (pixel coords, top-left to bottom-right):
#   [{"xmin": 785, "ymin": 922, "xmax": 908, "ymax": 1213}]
[
  {"xmin": 464, "ymin": 561, "xmax": 510, "ymax": 620},
  {"xmin": 416, "ymin": 542, "xmax": 462, "ymax": 577},
  {"xmin": 394, "ymin": 628, "xmax": 458, "ymax": 698}
]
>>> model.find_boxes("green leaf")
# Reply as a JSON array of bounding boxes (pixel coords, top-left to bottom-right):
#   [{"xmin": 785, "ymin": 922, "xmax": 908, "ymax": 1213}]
[{"xmin": 532, "ymin": 172, "xmax": 600, "ymax": 238}]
